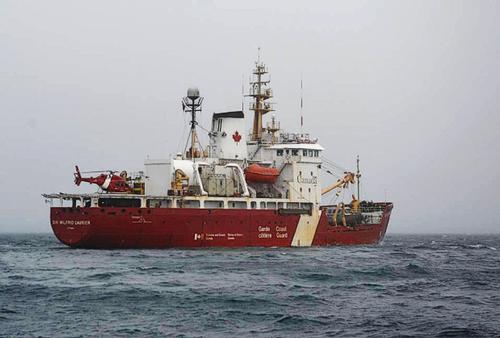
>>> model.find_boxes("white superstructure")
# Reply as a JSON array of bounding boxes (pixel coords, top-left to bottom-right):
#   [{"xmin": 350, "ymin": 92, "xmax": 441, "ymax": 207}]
[{"xmin": 143, "ymin": 57, "xmax": 331, "ymax": 211}]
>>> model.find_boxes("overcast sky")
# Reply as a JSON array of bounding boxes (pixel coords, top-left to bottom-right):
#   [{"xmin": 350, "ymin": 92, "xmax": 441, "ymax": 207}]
[{"xmin": 1, "ymin": 0, "xmax": 499, "ymax": 233}]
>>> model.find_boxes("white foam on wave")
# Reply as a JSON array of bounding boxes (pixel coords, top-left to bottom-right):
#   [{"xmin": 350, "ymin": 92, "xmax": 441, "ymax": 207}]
[{"xmin": 468, "ymin": 244, "xmax": 483, "ymax": 249}]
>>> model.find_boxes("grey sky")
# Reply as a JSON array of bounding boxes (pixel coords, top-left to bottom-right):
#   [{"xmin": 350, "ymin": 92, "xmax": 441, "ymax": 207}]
[{"xmin": 1, "ymin": 0, "xmax": 499, "ymax": 233}]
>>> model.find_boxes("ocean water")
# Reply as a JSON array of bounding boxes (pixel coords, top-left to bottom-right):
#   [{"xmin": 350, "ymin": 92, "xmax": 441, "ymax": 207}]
[{"xmin": 0, "ymin": 234, "xmax": 499, "ymax": 337}]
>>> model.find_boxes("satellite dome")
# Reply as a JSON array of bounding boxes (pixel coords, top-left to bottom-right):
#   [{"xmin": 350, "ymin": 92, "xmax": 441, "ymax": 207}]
[{"xmin": 187, "ymin": 87, "xmax": 200, "ymax": 100}]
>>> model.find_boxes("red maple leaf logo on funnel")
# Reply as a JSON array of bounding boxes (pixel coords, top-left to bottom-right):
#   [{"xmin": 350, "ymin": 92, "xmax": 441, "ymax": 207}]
[{"xmin": 232, "ymin": 131, "xmax": 242, "ymax": 143}]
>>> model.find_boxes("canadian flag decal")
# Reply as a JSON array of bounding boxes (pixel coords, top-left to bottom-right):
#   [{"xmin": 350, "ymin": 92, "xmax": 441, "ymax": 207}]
[{"xmin": 232, "ymin": 131, "xmax": 242, "ymax": 143}]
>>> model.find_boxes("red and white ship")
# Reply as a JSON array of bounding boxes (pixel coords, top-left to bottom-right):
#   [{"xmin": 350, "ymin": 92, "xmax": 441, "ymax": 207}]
[{"xmin": 43, "ymin": 57, "xmax": 393, "ymax": 248}]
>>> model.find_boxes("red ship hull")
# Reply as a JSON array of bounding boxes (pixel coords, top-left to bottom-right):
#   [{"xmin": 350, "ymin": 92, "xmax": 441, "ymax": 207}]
[{"xmin": 49, "ymin": 203, "xmax": 393, "ymax": 248}]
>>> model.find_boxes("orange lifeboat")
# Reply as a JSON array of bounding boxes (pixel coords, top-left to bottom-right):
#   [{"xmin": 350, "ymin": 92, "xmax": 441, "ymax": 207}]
[{"xmin": 244, "ymin": 164, "xmax": 279, "ymax": 184}]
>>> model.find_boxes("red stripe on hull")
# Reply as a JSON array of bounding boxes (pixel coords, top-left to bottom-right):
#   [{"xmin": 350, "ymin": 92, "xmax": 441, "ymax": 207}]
[{"xmin": 50, "ymin": 204, "xmax": 393, "ymax": 248}]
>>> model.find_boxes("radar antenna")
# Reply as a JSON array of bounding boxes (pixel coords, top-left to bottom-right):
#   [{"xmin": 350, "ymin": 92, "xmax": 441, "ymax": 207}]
[{"xmin": 182, "ymin": 87, "xmax": 204, "ymax": 160}]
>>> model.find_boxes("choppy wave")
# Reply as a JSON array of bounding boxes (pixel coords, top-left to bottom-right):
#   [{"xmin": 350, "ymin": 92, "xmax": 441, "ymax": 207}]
[{"xmin": 0, "ymin": 233, "xmax": 499, "ymax": 337}]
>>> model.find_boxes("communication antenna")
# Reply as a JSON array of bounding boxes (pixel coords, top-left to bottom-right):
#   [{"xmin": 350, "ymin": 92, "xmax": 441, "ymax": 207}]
[
  {"xmin": 182, "ymin": 87, "xmax": 204, "ymax": 160},
  {"xmin": 241, "ymin": 74, "xmax": 245, "ymax": 111},
  {"xmin": 300, "ymin": 74, "xmax": 304, "ymax": 130},
  {"xmin": 356, "ymin": 155, "xmax": 361, "ymax": 200}
]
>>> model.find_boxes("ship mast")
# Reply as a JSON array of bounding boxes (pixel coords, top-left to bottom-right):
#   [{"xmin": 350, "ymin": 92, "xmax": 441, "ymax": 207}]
[
  {"xmin": 182, "ymin": 87, "xmax": 204, "ymax": 160},
  {"xmin": 356, "ymin": 155, "xmax": 361, "ymax": 200},
  {"xmin": 248, "ymin": 49, "xmax": 274, "ymax": 141}
]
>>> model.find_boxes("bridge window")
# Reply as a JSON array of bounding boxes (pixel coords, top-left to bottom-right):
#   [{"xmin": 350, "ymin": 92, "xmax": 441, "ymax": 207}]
[
  {"xmin": 277, "ymin": 149, "xmax": 283, "ymax": 156},
  {"xmin": 303, "ymin": 149, "xmax": 307, "ymax": 156},
  {"xmin": 292, "ymin": 149, "xmax": 298, "ymax": 156}
]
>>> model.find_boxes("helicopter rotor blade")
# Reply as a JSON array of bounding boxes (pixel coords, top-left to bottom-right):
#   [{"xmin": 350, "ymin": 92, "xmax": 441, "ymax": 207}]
[{"xmin": 80, "ymin": 170, "xmax": 117, "ymax": 174}]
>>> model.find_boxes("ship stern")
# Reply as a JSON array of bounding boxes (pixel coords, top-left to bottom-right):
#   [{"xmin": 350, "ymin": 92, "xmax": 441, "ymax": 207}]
[{"xmin": 50, "ymin": 207, "xmax": 92, "ymax": 248}]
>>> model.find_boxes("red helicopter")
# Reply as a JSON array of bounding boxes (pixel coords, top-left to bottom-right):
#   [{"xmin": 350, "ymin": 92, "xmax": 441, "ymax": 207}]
[{"xmin": 74, "ymin": 166, "xmax": 132, "ymax": 193}]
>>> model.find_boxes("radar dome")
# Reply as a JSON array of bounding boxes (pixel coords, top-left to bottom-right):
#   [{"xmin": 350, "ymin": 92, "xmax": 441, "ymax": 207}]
[{"xmin": 187, "ymin": 87, "xmax": 200, "ymax": 100}]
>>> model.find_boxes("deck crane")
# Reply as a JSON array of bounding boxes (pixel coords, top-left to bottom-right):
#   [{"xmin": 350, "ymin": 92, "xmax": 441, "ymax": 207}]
[{"xmin": 321, "ymin": 172, "xmax": 356, "ymax": 196}]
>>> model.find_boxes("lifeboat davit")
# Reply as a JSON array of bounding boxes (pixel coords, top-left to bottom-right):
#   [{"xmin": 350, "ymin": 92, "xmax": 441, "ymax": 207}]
[{"xmin": 244, "ymin": 164, "xmax": 279, "ymax": 184}]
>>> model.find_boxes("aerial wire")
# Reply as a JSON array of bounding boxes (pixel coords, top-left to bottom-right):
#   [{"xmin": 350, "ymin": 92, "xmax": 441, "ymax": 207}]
[
  {"xmin": 241, "ymin": 73, "xmax": 245, "ymax": 111},
  {"xmin": 300, "ymin": 74, "xmax": 303, "ymax": 132}
]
